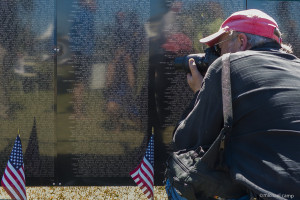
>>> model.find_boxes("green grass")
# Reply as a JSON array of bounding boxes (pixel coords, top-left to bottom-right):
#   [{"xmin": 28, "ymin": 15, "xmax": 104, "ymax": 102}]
[{"xmin": 1, "ymin": 81, "xmax": 145, "ymax": 157}]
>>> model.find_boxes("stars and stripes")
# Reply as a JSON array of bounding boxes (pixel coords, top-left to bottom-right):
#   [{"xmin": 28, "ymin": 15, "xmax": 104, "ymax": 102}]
[
  {"xmin": 1, "ymin": 135, "xmax": 27, "ymax": 200},
  {"xmin": 130, "ymin": 135, "xmax": 154, "ymax": 200}
]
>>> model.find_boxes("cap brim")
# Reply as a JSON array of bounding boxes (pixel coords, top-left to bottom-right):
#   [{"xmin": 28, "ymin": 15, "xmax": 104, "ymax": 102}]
[{"xmin": 199, "ymin": 28, "xmax": 227, "ymax": 47}]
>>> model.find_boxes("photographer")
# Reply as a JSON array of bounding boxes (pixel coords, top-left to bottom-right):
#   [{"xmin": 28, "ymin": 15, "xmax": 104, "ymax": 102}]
[{"xmin": 169, "ymin": 9, "xmax": 300, "ymax": 199}]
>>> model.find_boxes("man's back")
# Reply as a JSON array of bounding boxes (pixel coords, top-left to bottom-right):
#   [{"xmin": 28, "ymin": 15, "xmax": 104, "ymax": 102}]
[{"xmin": 227, "ymin": 43, "xmax": 300, "ymax": 198}]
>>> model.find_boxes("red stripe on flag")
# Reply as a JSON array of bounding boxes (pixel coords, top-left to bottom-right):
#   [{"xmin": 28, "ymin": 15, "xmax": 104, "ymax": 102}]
[
  {"xmin": 2, "ymin": 172, "xmax": 23, "ymax": 200},
  {"xmin": 130, "ymin": 135, "xmax": 154, "ymax": 200},
  {"xmin": 6, "ymin": 165, "xmax": 26, "ymax": 196},
  {"xmin": 134, "ymin": 169, "xmax": 153, "ymax": 199},
  {"xmin": 1, "ymin": 179, "xmax": 16, "ymax": 200},
  {"xmin": 1, "ymin": 135, "xmax": 27, "ymax": 200},
  {"xmin": 18, "ymin": 165, "xmax": 26, "ymax": 183},
  {"xmin": 139, "ymin": 165, "xmax": 154, "ymax": 194},
  {"xmin": 140, "ymin": 160, "xmax": 153, "ymax": 185},
  {"xmin": 132, "ymin": 172, "xmax": 153, "ymax": 199},
  {"xmin": 142, "ymin": 158, "xmax": 154, "ymax": 176},
  {"xmin": 146, "ymin": 191, "xmax": 152, "ymax": 199}
]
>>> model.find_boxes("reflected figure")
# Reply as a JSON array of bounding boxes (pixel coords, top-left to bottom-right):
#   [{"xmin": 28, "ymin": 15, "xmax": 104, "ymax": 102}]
[
  {"xmin": 105, "ymin": 47, "xmax": 134, "ymax": 132},
  {"xmin": 0, "ymin": 1, "xmax": 18, "ymax": 119},
  {"xmin": 70, "ymin": 0, "xmax": 97, "ymax": 117},
  {"xmin": 0, "ymin": 0, "xmax": 34, "ymax": 119},
  {"xmin": 105, "ymin": 11, "xmax": 145, "ymax": 132},
  {"xmin": 0, "ymin": 45, "xmax": 8, "ymax": 119}
]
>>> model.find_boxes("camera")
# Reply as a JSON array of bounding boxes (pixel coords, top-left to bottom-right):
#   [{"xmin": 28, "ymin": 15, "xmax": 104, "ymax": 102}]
[{"xmin": 174, "ymin": 47, "xmax": 220, "ymax": 76}]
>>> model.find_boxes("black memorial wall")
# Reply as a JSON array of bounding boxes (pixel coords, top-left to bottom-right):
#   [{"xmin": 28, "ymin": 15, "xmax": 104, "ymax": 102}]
[{"xmin": 0, "ymin": 0, "xmax": 299, "ymax": 186}]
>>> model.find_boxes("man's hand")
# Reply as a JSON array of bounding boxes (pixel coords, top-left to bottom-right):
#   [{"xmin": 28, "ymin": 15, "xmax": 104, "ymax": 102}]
[{"xmin": 187, "ymin": 58, "xmax": 203, "ymax": 93}]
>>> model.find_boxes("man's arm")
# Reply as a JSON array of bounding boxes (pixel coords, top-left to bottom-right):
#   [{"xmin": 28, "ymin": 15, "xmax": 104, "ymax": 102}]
[
  {"xmin": 176, "ymin": 58, "xmax": 203, "ymax": 124},
  {"xmin": 172, "ymin": 58, "xmax": 224, "ymax": 151}
]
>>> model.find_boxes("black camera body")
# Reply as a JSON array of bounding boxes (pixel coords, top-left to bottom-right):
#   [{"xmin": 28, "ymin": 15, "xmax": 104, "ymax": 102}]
[{"xmin": 174, "ymin": 47, "xmax": 220, "ymax": 76}]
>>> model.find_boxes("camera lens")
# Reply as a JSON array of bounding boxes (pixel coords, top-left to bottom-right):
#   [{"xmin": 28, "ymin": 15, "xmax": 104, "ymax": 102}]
[
  {"xmin": 174, "ymin": 56, "xmax": 187, "ymax": 71},
  {"xmin": 173, "ymin": 47, "xmax": 220, "ymax": 75}
]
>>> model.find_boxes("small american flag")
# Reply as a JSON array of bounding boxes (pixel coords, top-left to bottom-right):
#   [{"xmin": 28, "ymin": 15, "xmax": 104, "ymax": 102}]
[
  {"xmin": 130, "ymin": 135, "xmax": 154, "ymax": 199},
  {"xmin": 1, "ymin": 135, "xmax": 27, "ymax": 200}
]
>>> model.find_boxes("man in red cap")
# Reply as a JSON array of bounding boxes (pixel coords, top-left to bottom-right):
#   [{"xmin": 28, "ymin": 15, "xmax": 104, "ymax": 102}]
[{"xmin": 171, "ymin": 9, "xmax": 300, "ymax": 199}]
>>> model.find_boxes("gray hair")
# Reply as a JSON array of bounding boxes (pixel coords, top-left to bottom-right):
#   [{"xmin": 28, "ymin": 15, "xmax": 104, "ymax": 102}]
[{"xmin": 238, "ymin": 31, "xmax": 293, "ymax": 54}]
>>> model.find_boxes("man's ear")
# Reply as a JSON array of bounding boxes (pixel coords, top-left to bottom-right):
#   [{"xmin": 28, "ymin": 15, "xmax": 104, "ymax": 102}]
[{"xmin": 238, "ymin": 33, "xmax": 248, "ymax": 51}]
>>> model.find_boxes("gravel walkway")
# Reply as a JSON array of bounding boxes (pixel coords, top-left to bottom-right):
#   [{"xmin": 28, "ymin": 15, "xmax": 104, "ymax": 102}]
[{"xmin": 0, "ymin": 186, "xmax": 168, "ymax": 199}]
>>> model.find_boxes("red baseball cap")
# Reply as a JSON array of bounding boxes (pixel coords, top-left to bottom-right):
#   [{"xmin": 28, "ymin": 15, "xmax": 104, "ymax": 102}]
[{"xmin": 200, "ymin": 9, "xmax": 282, "ymax": 47}]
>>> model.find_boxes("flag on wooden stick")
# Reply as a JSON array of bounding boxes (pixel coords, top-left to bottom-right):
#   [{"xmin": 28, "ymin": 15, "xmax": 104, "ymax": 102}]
[
  {"xmin": 1, "ymin": 134, "xmax": 27, "ymax": 200},
  {"xmin": 130, "ymin": 134, "xmax": 154, "ymax": 200}
]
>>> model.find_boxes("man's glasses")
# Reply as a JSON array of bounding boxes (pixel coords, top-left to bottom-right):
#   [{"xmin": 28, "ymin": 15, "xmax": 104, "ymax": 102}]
[{"xmin": 213, "ymin": 34, "xmax": 236, "ymax": 55}]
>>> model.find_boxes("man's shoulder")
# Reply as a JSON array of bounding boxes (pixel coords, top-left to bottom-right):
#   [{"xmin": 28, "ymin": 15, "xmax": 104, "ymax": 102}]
[
  {"xmin": 231, "ymin": 48, "xmax": 299, "ymax": 63},
  {"xmin": 230, "ymin": 49, "xmax": 271, "ymax": 60},
  {"xmin": 209, "ymin": 49, "xmax": 300, "ymax": 75},
  {"xmin": 208, "ymin": 51, "xmax": 266, "ymax": 73}
]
